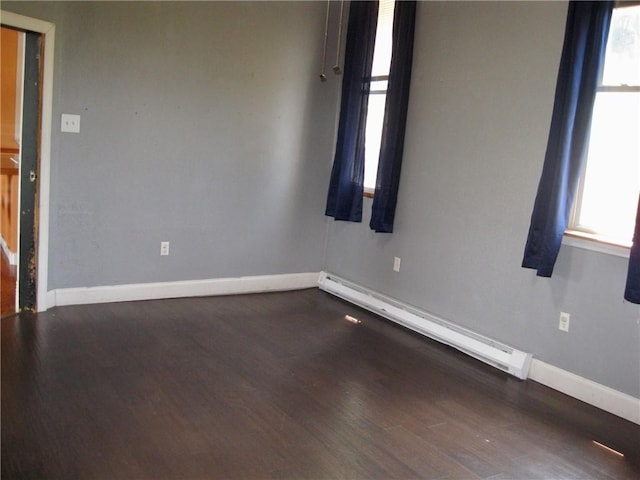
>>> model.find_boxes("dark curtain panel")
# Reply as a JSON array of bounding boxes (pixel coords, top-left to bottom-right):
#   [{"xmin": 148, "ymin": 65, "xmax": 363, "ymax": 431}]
[
  {"xmin": 370, "ymin": 0, "xmax": 416, "ymax": 233},
  {"xmin": 522, "ymin": 1, "xmax": 613, "ymax": 277},
  {"xmin": 625, "ymin": 196, "xmax": 640, "ymax": 303},
  {"xmin": 325, "ymin": 1, "xmax": 379, "ymax": 222}
]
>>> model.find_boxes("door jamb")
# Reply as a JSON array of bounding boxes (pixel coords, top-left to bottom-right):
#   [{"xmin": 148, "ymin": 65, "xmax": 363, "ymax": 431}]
[{"xmin": 1, "ymin": 10, "xmax": 54, "ymax": 312}]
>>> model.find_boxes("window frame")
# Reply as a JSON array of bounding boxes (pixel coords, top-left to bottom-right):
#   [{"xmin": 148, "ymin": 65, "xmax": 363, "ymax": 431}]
[
  {"xmin": 565, "ymin": 4, "xmax": 640, "ymax": 252},
  {"xmin": 363, "ymin": 74, "xmax": 390, "ymax": 198},
  {"xmin": 363, "ymin": 0, "xmax": 396, "ymax": 198}
]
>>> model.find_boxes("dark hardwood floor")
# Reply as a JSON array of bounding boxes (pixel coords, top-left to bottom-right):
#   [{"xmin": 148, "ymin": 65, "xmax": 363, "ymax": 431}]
[
  {"xmin": 2, "ymin": 288, "xmax": 639, "ymax": 479},
  {"xmin": 1, "ymin": 248, "xmax": 17, "ymax": 317}
]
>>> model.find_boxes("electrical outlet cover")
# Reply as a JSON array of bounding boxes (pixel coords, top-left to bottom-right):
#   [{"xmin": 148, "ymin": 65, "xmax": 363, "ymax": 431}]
[
  {"xmin": 61, "ymin": 114, "xmax": 80, "ymax": 133},
  {"xmin": 559, "ymin": 312, "xmax": 570, "ymax": 332}
]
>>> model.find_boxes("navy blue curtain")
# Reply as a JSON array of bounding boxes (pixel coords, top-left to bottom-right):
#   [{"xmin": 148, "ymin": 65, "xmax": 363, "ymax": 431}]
[
  {"xmin": 370, "ymin": 1, "xmax": 416, "ymax": 233},
  {"xmin": 325, "ymin": 2, "xmax": 379, "ymax": 222},
  {"xmin": 522, "ymin": 1, "xmax": 613, "ymax": 277},
  {"xmin": 625, "ymin": 196, "xmax": 640, "ymax": 303}
]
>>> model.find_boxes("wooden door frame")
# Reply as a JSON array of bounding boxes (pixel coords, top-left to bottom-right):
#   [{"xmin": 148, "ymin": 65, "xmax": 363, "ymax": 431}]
[{"xmin": 1, "ymin": 10, "xmax": 54, "ymax": 312}]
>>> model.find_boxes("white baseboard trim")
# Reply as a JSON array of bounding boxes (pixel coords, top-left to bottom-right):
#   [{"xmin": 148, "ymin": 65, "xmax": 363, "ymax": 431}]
[
  {"xmin": 529, "ymin": 359, "xmax": 640, "ymax": 425},
  {"xmin": 48, "ymin": 272, "xmax": 320, "ymax": 308},
  {"xmin": 0, "ymin": 235, "xmax": 18, "ymax": 265},
  {"xmin": 46, "ymin": 290, "xmax": 57, "ymax": 310}
]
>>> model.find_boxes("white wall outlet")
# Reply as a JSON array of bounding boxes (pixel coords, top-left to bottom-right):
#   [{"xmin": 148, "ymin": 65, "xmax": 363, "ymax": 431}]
[
  {"xmin": 559, "ymin": 312, "xmax": 570, "ymax": 332},
  {"xmin": 160, "ymin": 241, "xmax": 170, "ymax": 256},
  {"xmin": 393, "ymin": 256, "xmax": 401, "ymax": 272},
  {"xmin": 61, "ymin": 114, "xmax": 80, "ymax": 133}
]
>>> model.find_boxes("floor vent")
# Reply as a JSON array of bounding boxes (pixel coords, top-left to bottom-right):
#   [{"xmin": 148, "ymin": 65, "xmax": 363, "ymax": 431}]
[{"xmin": 318, "ymin": 272, "xmax": 532, "ymax": 380}]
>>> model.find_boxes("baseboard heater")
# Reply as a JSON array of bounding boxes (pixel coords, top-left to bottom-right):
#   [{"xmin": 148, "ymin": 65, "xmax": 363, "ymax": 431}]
[{"xmin": 318, "ymin": 272, "xmax": 532, "ymax": 380}]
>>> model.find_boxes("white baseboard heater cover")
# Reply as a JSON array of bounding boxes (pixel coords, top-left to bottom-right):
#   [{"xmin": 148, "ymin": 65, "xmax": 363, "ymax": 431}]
[{"xmin": 318, "ymin": 272, "xmax": 532, "ymax": 380}]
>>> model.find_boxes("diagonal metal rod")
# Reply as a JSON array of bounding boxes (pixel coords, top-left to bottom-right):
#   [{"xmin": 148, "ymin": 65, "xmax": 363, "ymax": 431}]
[
  {"xmin": 333, "ymin": 0, "xmax": 344, "ymax": 74},
  {"xmin": 320, "ymin": 0, "xmax": 330, "ymax": 82}
]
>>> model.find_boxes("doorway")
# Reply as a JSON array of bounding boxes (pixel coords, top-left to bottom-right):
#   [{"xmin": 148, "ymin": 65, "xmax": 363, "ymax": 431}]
[
  {"xmin": 1, "ymin": 26, "xmax": 24, "ymax": 316},
  {"xmin": 1, "ymin": 26, "xmax": 40, "ymax": 315},
  {"xmin": 1, "ymin": 11, "xmax": 54, "ymax": 314}
]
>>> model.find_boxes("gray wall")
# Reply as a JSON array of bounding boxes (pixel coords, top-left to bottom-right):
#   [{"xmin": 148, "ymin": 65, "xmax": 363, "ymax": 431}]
[
  {"xmin": 323, "ymin": 1, "xmax": 640, "ymax": 398},
  {"xmin": 3, "ymin": 1, "xmax": 339, "ymax": 288}
]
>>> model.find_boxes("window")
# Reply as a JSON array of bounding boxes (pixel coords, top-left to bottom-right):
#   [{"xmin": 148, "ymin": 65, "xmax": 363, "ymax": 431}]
[
  {"xmin": 363, "ymin": 0, "xmax": 395, "ymax": 195},
  {"xmin": 569, "ymin": 4, "xmax": 640, "ymax": 247},
  {"xmin": 325, "ymin": 0, "xmax": 414, "ymax": 230}
]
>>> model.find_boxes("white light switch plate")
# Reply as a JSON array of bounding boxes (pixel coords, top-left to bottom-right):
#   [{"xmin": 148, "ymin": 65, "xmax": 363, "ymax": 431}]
[{"xmin": 61, "ymin": 114, "xmax": 80, "ymax": 133}]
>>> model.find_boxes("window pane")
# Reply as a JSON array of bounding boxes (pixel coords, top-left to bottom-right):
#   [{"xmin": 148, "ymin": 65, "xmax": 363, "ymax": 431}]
[
  {"xmin": 577, "ymin": 92, "xmax": 640, "ymax": 244},
  {"xmin": 370, "ymin": 79, "xmax": 389, "ymax": 92},
  {"xmin": 364, "ymin": 94, "xmax": 386, "ymax": 190},
  {"xmin": 602, "ymin": 5, "xmax": 640, "ymax": 86},
  {"xmin": 371, "ymin": 0, "xmax": 395, "ymax": 78}
]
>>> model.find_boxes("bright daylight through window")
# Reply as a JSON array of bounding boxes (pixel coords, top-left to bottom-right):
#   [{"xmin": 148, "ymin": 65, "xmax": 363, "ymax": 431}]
[
  {"xmin": 569, "ymin": 5, "xmax": 640, "ymax": 247},
  {"xmin": 364, "ymin": 0, "xmax": 395, "ymax": 193}
]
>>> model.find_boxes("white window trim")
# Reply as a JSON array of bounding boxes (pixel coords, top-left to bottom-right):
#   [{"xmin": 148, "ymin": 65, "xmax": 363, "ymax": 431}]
[{"xmin": 563, "ymin": 231, "xmax": 630, "ymax": 258}]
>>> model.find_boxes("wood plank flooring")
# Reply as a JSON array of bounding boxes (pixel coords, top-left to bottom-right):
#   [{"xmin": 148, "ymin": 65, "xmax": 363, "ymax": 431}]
[{"xmin": 2, "ymin": 288, "xmax": 639, "ymax": 479}]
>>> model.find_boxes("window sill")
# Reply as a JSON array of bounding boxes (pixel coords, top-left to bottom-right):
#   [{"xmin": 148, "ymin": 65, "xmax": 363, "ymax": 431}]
[
  {"xmin": 363, "ymin": 188, "xmax": 374, "ymax": 199},
  {"xmin": 563, "ymin": 230, "xmax": 630, "ymax": 259}
]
